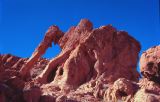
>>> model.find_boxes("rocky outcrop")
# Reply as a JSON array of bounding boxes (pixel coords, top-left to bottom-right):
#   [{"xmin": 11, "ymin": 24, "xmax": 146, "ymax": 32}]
[
  {"xmin": 0, "ymin": 19, "xmax": 159, "ymax": 102},
  {"xmin": 136, "ymin": 46, "xmax": 160, "ymax": 102},
  {"xmin": 104, "ymin": 78, "xmax": 139, "ymax": 102},
  {"xmin": 0, "ymin": 54, "xmax": 49, "ymax": 102},
  {"xmin": 0, "ymin": 54, "xmax": 49, "ymax": 82},
  {"xmin": 19, "ymin": 26, "xmax": 63, "ymax": 80},
  {"xmin": 140, "ymin": 46, "xmax": 160, "ymax": 83},
  {"xmin": 104, "ymin": 46, "xmax": 160, "ymax": 102},
  {"xmin": 37, "ymin": 19, "xmax": 140, "ymax": 89}
]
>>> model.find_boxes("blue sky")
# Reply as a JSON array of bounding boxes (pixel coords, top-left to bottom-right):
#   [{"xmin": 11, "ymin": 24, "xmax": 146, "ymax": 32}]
[{"xmin": 0, "ymin": 0, "xmax": 159, "ymax": 71}]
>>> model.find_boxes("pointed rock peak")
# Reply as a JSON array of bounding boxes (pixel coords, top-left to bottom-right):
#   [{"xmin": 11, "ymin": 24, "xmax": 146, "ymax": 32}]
[{"xmin": 75, "ymin": 19, "xmax": 93, "ymax": 32}]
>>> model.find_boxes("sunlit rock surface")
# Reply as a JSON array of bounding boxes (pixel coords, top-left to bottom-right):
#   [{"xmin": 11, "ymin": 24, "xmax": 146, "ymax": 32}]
[{"xmin": 0, "ymin": 19, "xmax": 159, "ymax": 102}]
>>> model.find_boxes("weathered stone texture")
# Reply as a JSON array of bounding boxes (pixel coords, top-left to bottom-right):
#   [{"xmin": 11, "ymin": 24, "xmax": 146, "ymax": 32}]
[{"xmin": 0, "ymin": 19, "xmax": 159, "ymax": 102}]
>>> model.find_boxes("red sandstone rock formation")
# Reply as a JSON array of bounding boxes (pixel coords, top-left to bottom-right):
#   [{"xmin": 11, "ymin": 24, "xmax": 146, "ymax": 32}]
[
  {"xmin": 36, "ymin": 19, "xmax": 140, "ymax": 90},
  {"xmin": 0, "ymin": 19, "xmax": 159, "ymax": 102},
  {"xmin": 19, "ymin": 25, "xmax": 63, "ymax": 80},
  {"xmin": 104, "ymin": 46, "xmax": 160, "ymax": 102},
  {"xmin": 136, "ymin": 46, "xmax": 160, "ymax": 102},
  {"xmin": 140, "ymin": 46, "xmax": 160, "ymax": 83}
]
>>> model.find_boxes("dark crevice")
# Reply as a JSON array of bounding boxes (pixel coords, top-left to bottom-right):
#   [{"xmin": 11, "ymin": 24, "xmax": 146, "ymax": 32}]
[
  {"xmin": 47, "ymin": 67, "xmax": 58, "ymax": 83},
  {"xmin": 150, "ymin": 76, "xmax": 160, "ymax": 84},
  {"xmin": 59, "ymin": 68, "xmax": 63, "ymax": 76},
  {"xmin": 117, "ymin": 90, "xmax": 128, "ymax": 97}
]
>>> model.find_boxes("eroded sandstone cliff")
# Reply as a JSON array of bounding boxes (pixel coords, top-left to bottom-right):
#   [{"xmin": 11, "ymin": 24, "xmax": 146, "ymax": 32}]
[{"xmin": 0, "ymin": 19, "xmax": 159, "ymax": 102}]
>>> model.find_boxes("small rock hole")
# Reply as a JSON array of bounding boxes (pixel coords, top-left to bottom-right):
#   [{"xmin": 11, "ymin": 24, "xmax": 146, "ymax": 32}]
[
  {"xmin": 59, "ymin": 68, "xmax": 63, "ymax": 76},
  {"xmin": 118, "ymin": 90, "xmax": 128, "ymax": 97}
]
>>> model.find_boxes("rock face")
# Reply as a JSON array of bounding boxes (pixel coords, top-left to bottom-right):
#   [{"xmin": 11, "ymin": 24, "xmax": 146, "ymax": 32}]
[
  {"xmin": 104, "ymin": 46, "xmax": 160, "ymax": 102},
  {"xmin": 0, "ymin": 19, "xmax": 159, "ymax": 102},
  {"xmin": 140, "ymin": 46, "xmax": 160, "ymax": 83},
  {"xmin": 0, "ymin": 54, "xmax": 48, "ymax": 102},
  {"xmin": 19, "ymin": 25, "xmax": 64, "ymax": 80},
  {"xmin": 137, "ymin": 46, "xmax": 160, "ymax": 102},
  {"xmin": 37, "ymin": 19, "xmax": 140, "ymax": 88}
]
